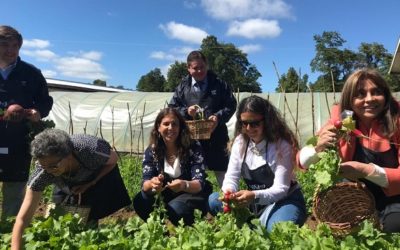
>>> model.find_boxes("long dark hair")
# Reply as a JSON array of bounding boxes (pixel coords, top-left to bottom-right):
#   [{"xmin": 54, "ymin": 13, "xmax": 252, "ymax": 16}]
[
  {"xmin": 234, "ymin": 95, "xmax": 299, "ymax": 152},
  {"xmin": 149, "ymin": 107, "xmax": 191, "ymax": 163},
  {"xmin": 340, "ymin": 68, "xmax": 399, "ymax": 137}
]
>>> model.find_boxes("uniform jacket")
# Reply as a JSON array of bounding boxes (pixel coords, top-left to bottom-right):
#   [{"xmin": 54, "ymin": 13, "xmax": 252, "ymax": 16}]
[
  {"xmin": 168, "ymin": 70, "xmax": 237, "ymax": 144},
  {"xmin": 0, "ymin": 57, "xmax": 53, "ymax": 181}
]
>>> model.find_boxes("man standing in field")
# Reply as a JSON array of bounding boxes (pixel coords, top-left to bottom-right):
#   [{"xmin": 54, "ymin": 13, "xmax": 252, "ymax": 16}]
[{"xmin": 0, "ymin": 25, "xmax": 53, "ymax": 220}]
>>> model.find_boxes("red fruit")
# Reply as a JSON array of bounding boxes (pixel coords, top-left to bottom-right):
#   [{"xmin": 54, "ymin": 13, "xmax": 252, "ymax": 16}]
[
  {"xmin": 224, "ymin": 192, "xmax": 231, "ymax": 202},
  {"xmin": 351, "ymin": 129, "xmax": 364, "ymax": 137},
  {"xmin": 334, "ymin": 120, "xmax": 342, "ymax": 129},
  {"xmin": 223, "ymin": 205, "xmax": 231, "ymax": 213}
]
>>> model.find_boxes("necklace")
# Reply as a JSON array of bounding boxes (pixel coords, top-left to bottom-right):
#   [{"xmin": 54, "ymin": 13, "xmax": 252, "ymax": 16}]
[{"xmin": 166, "ymin": 153, "xmax": 177, "ymax": 165}]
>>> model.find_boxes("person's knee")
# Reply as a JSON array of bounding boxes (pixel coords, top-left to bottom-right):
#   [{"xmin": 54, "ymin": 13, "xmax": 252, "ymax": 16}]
[
  {"xmin": 167, "ymin": 200, "xmax": 192, "ymax": 225},
  {"xmin": 208, "ymin": 192, "xmax": 223, "ymax": 216},
  {"xmin": 381, "ymin": 213, "xmax": 400, "ymax": 233},
  {"xmin": 132, "ymin": 191, "xmax": 155, "ymax": 220},
  {"xmin": 265, "ymin": 204, "xmax": 306, "ymax": 232}
]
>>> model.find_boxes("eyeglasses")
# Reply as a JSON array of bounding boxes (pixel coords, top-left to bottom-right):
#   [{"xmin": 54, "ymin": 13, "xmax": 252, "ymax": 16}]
[
  {"xmin": 40, "ymin": 158, "xmax": 63, "ymax": 170},
  {"xmin": 240, "ymin": 119, "xmax": 263, "ymax": 128}
]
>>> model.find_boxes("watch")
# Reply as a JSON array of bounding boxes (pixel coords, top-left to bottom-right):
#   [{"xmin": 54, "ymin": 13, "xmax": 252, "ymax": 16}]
[{"xmin": 185, "ymin": 181, "xmax": 190, "ymax": 190}]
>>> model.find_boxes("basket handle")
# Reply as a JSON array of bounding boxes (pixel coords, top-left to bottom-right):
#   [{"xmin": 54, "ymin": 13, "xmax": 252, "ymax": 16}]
[{"xmin": 61, "ymin": 193, "xmax": 82, "ymax": 205}]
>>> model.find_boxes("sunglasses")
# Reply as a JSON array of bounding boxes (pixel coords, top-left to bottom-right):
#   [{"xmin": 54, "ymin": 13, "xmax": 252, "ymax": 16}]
[
  {"xmin": 40, "ymin": 158, "xmax": 63, "ymax": 170},
  {"xmin": 240, "ymin": 119, "xmax": 263, "ymax": 128}
]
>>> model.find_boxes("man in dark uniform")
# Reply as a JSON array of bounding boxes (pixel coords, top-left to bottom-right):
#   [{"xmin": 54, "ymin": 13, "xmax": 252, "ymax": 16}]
[
  {"xmin": 169, "ymin": 50, "xmax": 237, "ymax": 186},
  {"xmin": 0, "ymin": 25, "xmax": 53, "ymax": 220}
]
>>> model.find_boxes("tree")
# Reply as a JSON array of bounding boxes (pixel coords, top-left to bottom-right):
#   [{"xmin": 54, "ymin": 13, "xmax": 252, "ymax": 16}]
[
  {"xmin": 165, "ymin": 61, "xmax": 187, "ymax": 92},
  {"xmin": 310, "ymin": 31, "xmax": 358, "ymax": 91},
  {"xmin": 200, "ymin": 36, "xmax": 262, "ymax": 93},
  {"xmin": 93, "ymin": 79, "xmax": 106, "ymax": 86},
  {"xmin": 136, "ymin": 68, "xmax": 166, "ymax": 92},
  {"xmin": 275, "ymin": 67, "xmax": 309, "ymax": 93}
]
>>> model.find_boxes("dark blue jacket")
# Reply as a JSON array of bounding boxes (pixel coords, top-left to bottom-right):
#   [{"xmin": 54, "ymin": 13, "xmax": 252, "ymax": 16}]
[{"xmin": 0, "ymin": 57, "xmax": 53, "ymax": 181}]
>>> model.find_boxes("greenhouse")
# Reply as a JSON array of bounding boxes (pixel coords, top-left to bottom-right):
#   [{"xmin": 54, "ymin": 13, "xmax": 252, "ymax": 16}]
[{"xmin": 45, "ymin": 90, "xmax": 389, "ymax": 153}]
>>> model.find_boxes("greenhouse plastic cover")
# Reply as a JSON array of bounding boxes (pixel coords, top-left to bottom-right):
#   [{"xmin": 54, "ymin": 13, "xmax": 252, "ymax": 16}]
[{"xmin": 47, "ymin": 91, "xmax": 400, "ymax": 154}]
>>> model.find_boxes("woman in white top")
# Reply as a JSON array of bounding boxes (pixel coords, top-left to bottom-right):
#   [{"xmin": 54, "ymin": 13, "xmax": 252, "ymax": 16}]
[
  {"xmin": 133, "ymin": 108, "xmax": 211, "ymax": 225},
  {"xmin": 208, "ymin": 95, "xmax": 306, "ymax": 231}
]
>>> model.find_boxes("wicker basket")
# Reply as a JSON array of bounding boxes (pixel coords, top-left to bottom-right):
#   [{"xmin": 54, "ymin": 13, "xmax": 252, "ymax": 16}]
[
  {"xmin": 45, "ymin": 194, "xmax": 91, "ymax": 224},
  {"xmin": 312, "ymin": 182, "xmax": 380, "ymax": 236},
  {"xmin": 186, "ymin": 120, "xmax": 214, "ymax": 140}
]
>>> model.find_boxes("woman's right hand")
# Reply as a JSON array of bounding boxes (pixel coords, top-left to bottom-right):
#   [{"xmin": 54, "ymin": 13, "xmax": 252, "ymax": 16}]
[
  {"xmin": 148, "ymin": 174, "xmax": 164, "ymax": 193},
  {"xmin": 315, "ymin": 124, "xmax": 339, "ymax": 152}
]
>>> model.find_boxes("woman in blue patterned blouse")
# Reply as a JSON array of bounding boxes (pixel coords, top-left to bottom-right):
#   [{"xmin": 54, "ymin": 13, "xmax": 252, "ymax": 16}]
[{"xmin": 133, "ymin": 107, "xmax": 212, "ymax": 225}]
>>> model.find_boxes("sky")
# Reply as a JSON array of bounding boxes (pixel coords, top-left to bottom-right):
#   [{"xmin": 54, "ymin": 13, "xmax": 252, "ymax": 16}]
[{"xmin": 2, "ymin": 0, "xmax": 399, "ymax": 92}]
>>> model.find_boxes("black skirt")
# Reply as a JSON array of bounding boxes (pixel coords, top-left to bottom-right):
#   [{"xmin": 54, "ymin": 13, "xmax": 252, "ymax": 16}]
[{"xmin": 53, "ymin": 166, "xmax": 131, "ymax": 221}]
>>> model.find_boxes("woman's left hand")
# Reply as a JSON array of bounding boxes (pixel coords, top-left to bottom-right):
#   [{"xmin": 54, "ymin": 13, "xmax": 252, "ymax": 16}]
[
  {"xmin": 166, "ymin": 179, "xmax": 186, "ymax": 193},
  {"xmin": 71, "ymin": 181, "xmax": 95, "ymax": 194},
  {"xmin": 231, "ymin": 190, "xmax": 255, "ymax": 207},
  {"xmin": 339, "ymin": 161, "xmax": 375, "ymax": 181}
]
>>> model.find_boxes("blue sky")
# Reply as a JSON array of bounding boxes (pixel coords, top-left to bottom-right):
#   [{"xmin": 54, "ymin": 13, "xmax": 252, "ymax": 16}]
[{"xmin": 2, "ymin": 0, "xmax": 399, "ymax": 92}]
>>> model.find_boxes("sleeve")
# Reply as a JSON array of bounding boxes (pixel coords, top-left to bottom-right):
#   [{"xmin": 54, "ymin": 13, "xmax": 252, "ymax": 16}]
[
  {"xmin": 297, "ymin": 145, "xmax": 319, "ymax": 169},
  {"xmin": 253, "ymin": 140, "xmax": 294, "ymax": 205},
  {"xmin": 141, "ymin": 147, "xmax": 160, "ymax": 185},
  {"xmin": 296, "ymin": 104, "xmax": 341, "ymax": 168},
  {"xmin": 221, "ymin": 136, "xmax": 243, "ymax": 193},
  {"xmin": 32, "ymin": 70, "xmax": 53, "ymax": 118},
  {"xmin": 188, "ymin": 141, "xmax": 207, "ymax": 190},
  {"xmin": 27, "ymin": 165, "xmax": 55, "ymax": 192},
  {"xmin": 168, "ymin": 80, "xmax": 191, "ymax": 119},
  {"xmin": 214, "ymin": 80, "xmax": 237, "ymax": 124}
]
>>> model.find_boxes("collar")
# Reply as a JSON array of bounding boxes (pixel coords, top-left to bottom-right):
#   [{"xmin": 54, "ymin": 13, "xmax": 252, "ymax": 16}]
[
  {"xmin": 191, "ymin": 77, "xmax": 208, "ymax": 86},
  {"xmin": 249, "ymin": 139, "xmax": 267, "ymax": 156}
]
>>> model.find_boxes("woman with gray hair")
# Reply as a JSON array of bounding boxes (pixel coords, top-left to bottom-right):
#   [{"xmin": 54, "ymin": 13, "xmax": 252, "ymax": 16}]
[{"xmin": 11, "ymin": 129, "xmax": 130, "ymax": 249}]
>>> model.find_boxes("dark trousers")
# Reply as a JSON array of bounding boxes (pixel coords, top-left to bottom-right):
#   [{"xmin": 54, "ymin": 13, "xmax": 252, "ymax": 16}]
[
  {"xmin": 380, "ymin": 203, "xmax": 400, "ymax": 233},
  {"xmin": 53, "ymin": 167, "xmax": 131, "ymax": 221},
  {"xmin": 133, "ymin": 188, "xmax": 209, "ymax": 225}
]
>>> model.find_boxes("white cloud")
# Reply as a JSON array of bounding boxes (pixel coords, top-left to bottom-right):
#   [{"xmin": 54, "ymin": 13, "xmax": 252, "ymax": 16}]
[
  {"xmin": 55, "ymin": 57, "xmax": 108, "ymax": 80},
  {"xmin": 42, "ymin": 70, "xmax": 57, "ymax": 78},
  {"xmin": 22, "ymin": 39, "xmax": 50, "ymax": 49},
  {"xmin": 201, "ymin": 0, "xmax": 292, "ymax": 20},
  {"xmin": 239, "ymin": 44, "xmax": 262, "ymax": 54},
  {"xmin": 150, "ymin": 46, "xmax": 195, "ymax": 62},
  {"xmin": 150, "ymin": 51, "xmax": 176, "ymax": 61},
  {"xmin": 159, "ymin": 21, "xmax": 208, "ymax": 44},
  {"xmin": 20, "ymin": 49, "xmax": 57, "ymax": 61},
  {"xmin": 227, "ymin": 19, "xmax": 281, "ymax": 39},
  {"xmin": 21, "ymin": 38, "xmax": 108, "ymax": 81},
  {"xmin": 80, "ymin": 51, "xmax": 103, "ymax": 61}
]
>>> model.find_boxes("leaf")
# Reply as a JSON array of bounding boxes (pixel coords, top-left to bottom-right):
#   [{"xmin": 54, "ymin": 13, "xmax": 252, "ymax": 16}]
[{"xmin": 305, "ymin": 135, "xmax": 319, "ymax": 146}]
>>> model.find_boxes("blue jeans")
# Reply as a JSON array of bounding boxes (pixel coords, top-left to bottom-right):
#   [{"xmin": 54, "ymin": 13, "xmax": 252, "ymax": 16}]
[{"xmin": 208, "ymin": 188, "xmax": 307, "ymax": 232}]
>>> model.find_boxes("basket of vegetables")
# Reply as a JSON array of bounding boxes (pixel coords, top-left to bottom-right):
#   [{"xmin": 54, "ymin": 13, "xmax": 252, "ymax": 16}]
[
  {"xmin": 186, "ymin": 105, "xmax": 214, "ymax": 140},
  {"xmin": 312, "ymin": 181, "xmax": 379, "ymax": 236},
  {"xmin": 308, "ymin": 111, "xmax": 380, "ymax": 236}
]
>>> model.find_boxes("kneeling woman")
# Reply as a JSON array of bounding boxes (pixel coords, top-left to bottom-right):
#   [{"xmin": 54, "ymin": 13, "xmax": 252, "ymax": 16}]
[
  {"xmin": 208, "ymin": 95, "xmax": 307, "ymax": 232},
  {"xmin": 133, "ymin": 108, "xmax": 212, "ymax": 225},
  {"xmin": 12, "ymin": 129, "xmax": 131, "ymax": 248}
]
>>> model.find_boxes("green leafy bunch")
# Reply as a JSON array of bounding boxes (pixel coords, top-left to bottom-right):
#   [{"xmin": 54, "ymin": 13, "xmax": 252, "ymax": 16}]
[{"xmin": 309, "ymin": 148, "xmax": 341, "ymax": 192}]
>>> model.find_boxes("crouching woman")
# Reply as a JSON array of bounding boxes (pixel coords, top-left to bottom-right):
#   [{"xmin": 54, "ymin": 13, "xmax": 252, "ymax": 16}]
[
  {"xmin": 12, "ymin": 129, "xmax": 131, "ymax": 249},
  {"xmin": 133, "ymin": 108, "xmax": 212, "ymax": 225}
]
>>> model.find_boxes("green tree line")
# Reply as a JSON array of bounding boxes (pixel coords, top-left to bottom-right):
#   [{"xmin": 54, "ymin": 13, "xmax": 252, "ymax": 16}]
[{"xmin": 136, "ymin": 31, "xmax": 400, "ymax": 93}]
